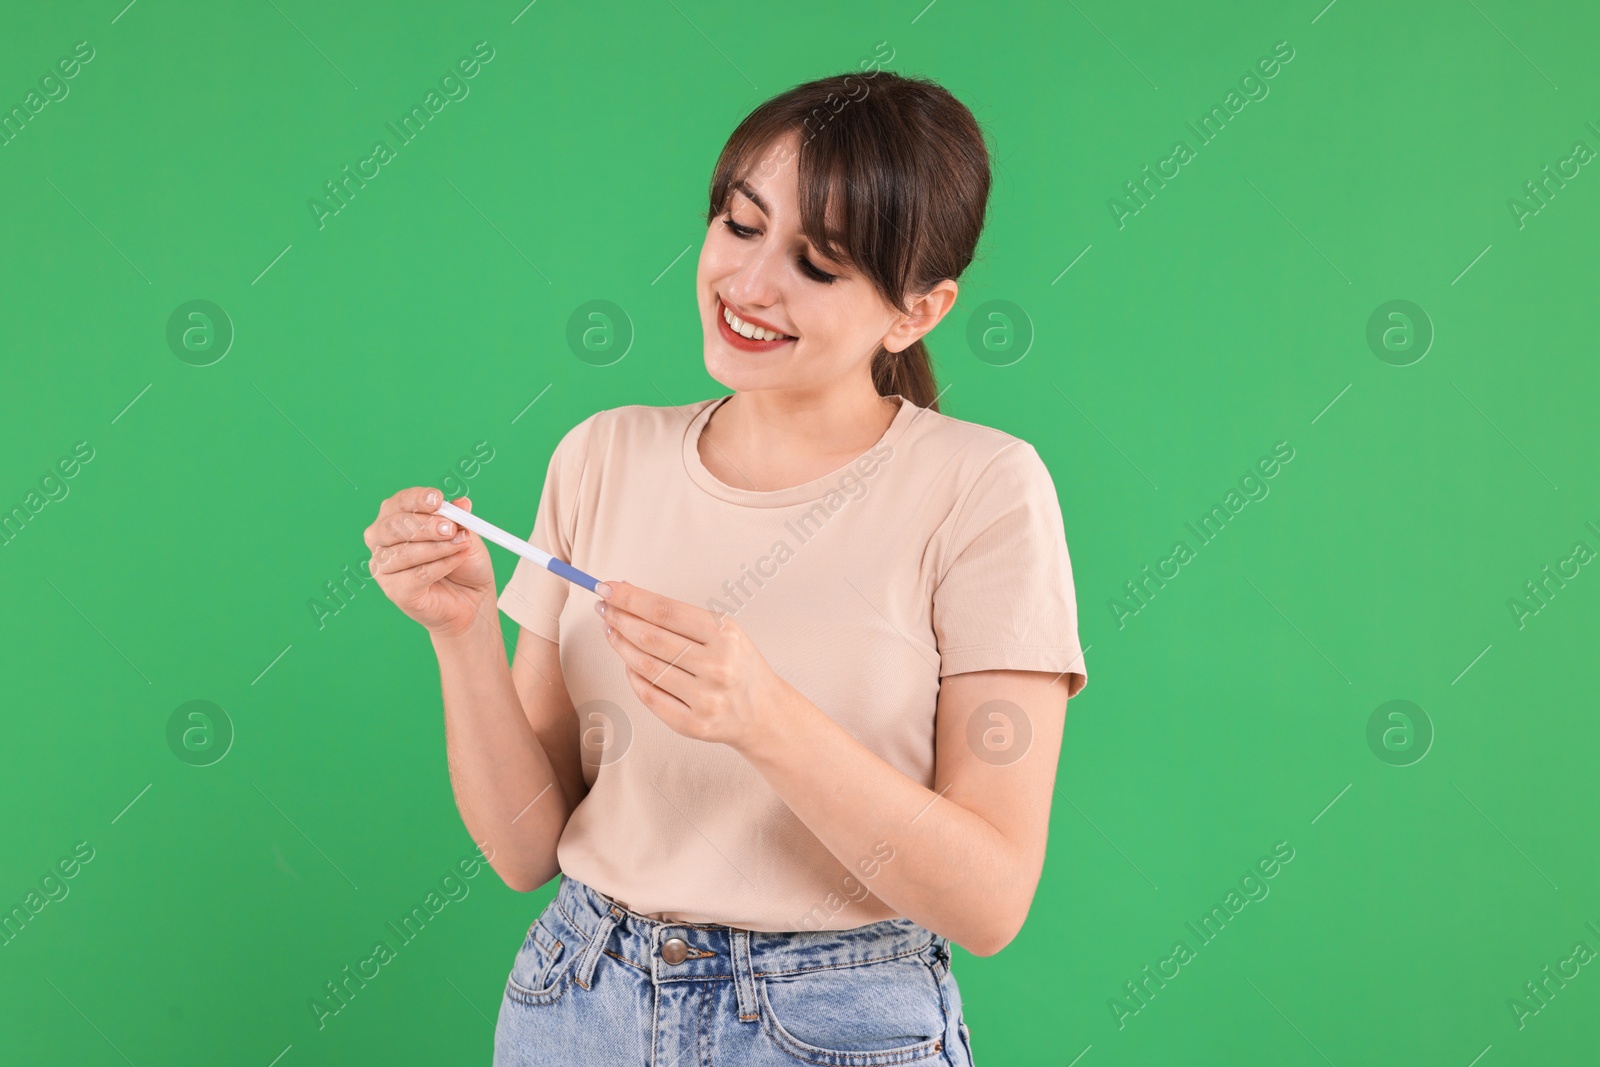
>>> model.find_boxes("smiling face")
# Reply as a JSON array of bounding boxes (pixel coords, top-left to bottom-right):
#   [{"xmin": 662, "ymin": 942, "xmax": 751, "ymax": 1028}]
[{"xmin": 696, "ymin": 129, "xmax": 924, "ymax": 397}]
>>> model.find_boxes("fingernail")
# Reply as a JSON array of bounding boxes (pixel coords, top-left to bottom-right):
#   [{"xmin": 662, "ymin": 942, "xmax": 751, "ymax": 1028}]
[
  {"xmin": 426, "ymin": 491, "xmax": 440, "ymax": 507},
  {"xmin": 452, "ymin": 531, "xmax": 466, "ymax": 543},
  {"xmin": 439, "ymin": 521, "xmax": 453, "ymax": 535},
  {"xmin": 596, "ymin": 582, "xmax": 614, "ymax": 599}
]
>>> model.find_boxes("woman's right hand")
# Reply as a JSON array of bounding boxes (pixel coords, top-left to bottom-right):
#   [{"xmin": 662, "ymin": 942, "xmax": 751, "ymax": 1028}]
[{"xmin": 364, "ymin": 487, "xmax": 496, "ymax": 637}]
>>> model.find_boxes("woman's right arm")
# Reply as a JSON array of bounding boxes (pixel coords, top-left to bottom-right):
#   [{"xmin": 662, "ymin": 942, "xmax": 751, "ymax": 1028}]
[
  {"xmin": 366, "ymin": 486, "xmax": 585, "ymax": 893},
  {"xmin": 430, "ymin": 618, "xmax": 586, "ymax": 892}
]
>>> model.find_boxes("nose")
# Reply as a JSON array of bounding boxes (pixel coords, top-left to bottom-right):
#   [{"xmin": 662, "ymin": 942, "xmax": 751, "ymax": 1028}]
[{"xmin": 723, "ymin": 237, "xmax": 784, "ymax": 311}]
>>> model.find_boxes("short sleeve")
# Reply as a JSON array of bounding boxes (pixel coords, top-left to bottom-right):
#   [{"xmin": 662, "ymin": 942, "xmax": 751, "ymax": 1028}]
[
  {"xmin": 496, "ymin": 413, "xmax": 597, "ymax": 643},
  {"xmin": 932, "ymin": 440, "xmax": 1087, "ymax": 697}
]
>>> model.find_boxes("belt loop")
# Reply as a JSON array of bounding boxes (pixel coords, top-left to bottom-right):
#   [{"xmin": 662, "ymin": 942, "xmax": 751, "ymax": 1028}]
[
  {"xmin": 731, "ymin": 928, "xmax": 759, "ymax": 1023},
  {"xmin": 573, "ymin": 904, "xmax": 624, "ymax": 990}
]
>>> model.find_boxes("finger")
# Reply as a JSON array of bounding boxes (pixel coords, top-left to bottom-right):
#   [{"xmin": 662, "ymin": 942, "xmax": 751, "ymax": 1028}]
[
  {"xmin": 599, "ymin": 601, "xmax": 704, "ymax": 675},
  {"xmin": 372, "ymin": 534, "xmax": 470, "ymax": 574},
  {"xmin": 383, "ymin": 543, "xmax": 475, "ymax": 588},
  {"xmin": 621, "ymin": 663, "xmax": 692, "ymax": 724},
  {"xmin": 601, "ymin": 581, "xmax": 720, "ymax": 643},
  {"xmin": 380, "ymin": 486, "xmax": 444, "ymax": 519},
  {"xmin": 371, "ymin": 487, "xmax": 444, "ymax": 546},
  {"xmin": 604, "ymin": 620, "xmax": 697, "ymax": 700},
  {"xmin": 375, "ymin": 509, "xmax": 459, "ymax": 548}
]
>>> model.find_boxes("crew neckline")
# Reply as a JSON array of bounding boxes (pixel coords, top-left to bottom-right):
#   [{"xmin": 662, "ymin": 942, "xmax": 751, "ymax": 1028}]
[{"xmin": 682, "ymin": 393, "xmax": 921, "ymax": 508}]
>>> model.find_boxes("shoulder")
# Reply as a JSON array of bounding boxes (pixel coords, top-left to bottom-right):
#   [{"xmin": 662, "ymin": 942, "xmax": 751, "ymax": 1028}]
[
  {"xmin": 900, "ymin": 403, "xmax": 1053, "ymax": 490},
  {"xmin": 904, "ymin": 408, "xmax": 1069, "ymax": 575}
]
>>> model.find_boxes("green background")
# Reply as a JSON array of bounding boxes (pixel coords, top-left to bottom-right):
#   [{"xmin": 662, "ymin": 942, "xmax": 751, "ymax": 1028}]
[{"xmin": 2, "ymin": 0, "xmax": 1596, "ymax": 1063}]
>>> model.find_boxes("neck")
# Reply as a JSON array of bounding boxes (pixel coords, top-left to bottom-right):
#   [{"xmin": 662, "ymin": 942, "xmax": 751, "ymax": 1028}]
[
  {"xmin": 717, "ymin": 388, "xmax": 898, "ymax": 448},
  {"xmin": 701, "ymin": 388, "xmax": 901, "ymax": 491}
]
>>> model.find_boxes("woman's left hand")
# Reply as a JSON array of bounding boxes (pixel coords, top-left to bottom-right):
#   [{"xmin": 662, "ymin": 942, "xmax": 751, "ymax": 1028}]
[{"xmin": 593, "ymin": 581, "xmax": 791, "ymax": 751}]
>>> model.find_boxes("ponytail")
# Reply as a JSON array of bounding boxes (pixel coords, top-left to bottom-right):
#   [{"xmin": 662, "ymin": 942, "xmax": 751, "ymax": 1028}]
[{"xmin": 871, "ymin": 340, "xmax": 941, "ymax": 413}]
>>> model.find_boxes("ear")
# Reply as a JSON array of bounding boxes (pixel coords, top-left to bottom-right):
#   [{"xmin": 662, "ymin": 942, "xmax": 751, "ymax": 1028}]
[{"xmin": 882, "ymin": 279, "xmax": 959, "ymax": 353}]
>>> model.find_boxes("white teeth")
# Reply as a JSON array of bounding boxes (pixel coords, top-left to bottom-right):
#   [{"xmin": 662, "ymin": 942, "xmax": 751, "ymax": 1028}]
[{"xmin": 722, "ymin": 303, "xmax": 791, "ymax": 342}]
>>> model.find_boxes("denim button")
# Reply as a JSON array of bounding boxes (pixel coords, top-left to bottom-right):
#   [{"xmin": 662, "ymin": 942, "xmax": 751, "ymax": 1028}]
[{"xmin": 661, "ymin": 936, "xmax": 689, "ymax": 964}]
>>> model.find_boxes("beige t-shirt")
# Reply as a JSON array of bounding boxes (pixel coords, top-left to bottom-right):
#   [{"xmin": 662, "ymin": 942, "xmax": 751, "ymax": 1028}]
[{"xmin": 496, "ymin": 393, "xmax": 1087, "ymax": 931}]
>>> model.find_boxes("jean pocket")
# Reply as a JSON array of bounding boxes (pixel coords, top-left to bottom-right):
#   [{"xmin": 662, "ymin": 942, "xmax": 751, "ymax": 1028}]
[
  {"xmin": 756, "ymin": 956, "xmax": 947, "ymax": 1065},
  {"xmin": 505, "ymin": 917, "xmax": 570, "ymax": 1006}
]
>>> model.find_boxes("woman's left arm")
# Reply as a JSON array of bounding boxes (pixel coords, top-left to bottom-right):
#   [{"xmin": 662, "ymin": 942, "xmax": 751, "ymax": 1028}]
[
  {"xmin": 593, "ymin": 581, "xmax": 1074, "ymax": 957},
  {"xmin": 747, "ymin": 666, "xmax": 1071, "ymax": 957}
]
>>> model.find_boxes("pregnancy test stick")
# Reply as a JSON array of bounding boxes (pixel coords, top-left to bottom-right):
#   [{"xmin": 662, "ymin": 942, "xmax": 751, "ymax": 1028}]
[{"xmin": 435, "ymin": 500, "xmax": 602, "ymax": 593}]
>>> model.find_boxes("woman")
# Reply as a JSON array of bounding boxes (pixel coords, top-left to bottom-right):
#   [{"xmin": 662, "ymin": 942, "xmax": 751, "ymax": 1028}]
[{"xmin": 365, "ymin": 70, "xmax": 1087, "ymax": 1065}]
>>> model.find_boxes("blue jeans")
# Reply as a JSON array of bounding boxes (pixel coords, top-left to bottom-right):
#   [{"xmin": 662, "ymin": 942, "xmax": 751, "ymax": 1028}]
[{"xmin": 494, "ymin": 873, "xmax": 977, "ymax": 1065}]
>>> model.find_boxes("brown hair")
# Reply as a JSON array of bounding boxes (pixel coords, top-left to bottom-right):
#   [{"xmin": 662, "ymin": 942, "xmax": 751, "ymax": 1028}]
[{"xmin": 705, "ymin": 71, "xmax": 993, "ymax": 414}]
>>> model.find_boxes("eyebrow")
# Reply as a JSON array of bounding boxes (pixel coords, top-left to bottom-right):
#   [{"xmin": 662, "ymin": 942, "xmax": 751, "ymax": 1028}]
[
  {"xmin": 731, "ymin": 177, "xmax": 849, "ymax": 270},
  {"xmin": 732, "ymin": 179, "xmax": 769, "ymax": 217}
]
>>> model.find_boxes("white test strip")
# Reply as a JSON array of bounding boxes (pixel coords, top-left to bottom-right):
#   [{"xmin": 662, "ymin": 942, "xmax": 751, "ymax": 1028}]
[{"xmin": 435, "ymin": 500, "xmax": 600, "ymax": 593}]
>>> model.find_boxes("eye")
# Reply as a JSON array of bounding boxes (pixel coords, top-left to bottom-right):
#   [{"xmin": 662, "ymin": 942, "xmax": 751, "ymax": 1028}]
[
  {"xmin": 798, "ymin": 257, "xmax": 838, "ymax": 284},
  {"xmin": 721, "ymin": 215, "xmax": 838, "ymax": 285}
]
